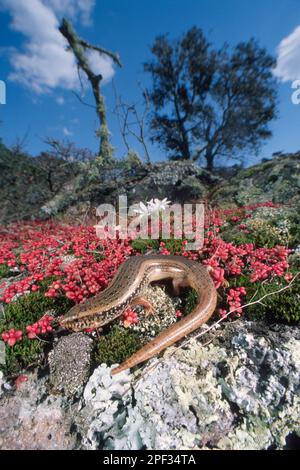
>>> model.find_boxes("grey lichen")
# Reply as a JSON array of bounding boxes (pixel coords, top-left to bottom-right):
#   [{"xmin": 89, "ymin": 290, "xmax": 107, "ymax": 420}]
[
  {"xmin": 0, "ymin": 371, "xmax": 4, "ymax": 397},
  {"xmin": 0, "ymin": 372, "xmax": 76, "ymax": 450},
  {"xmin": 79, "ymin": 364, "xmax": 132, "ymax": 450},
  {"xmin": 77, "ymin": 321, "xmax": 300, "ymax": 450},
  {"xmin": 48, "ymin": 333, "xmax": 93, "ymax": 397}
]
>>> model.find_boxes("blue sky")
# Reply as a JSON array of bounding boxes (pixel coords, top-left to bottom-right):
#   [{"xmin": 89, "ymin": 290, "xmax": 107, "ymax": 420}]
[{"xmin": 1, "ymin": 0, "xmax": 300, "ymax": 165}]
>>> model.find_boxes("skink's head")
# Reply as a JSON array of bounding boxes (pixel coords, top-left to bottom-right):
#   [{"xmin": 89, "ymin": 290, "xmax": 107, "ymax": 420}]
[
  {"xmin": 58, "ymin": 303, "xmax": 106, "ymax": 331},
  {"xmin": 58, "ymin": 300, "xmax": 125, "ymax": 332},
  {"xmin": 58, "ymin": 314, "xmax": 93, "ymax": 331}
]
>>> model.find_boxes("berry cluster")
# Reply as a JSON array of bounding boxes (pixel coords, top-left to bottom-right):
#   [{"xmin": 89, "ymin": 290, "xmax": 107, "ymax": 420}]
[
  {"xmin": 122, "ymin": 308, "xmax": 139, "ymax": 328},
  {"xmin": 26, "ymin": 315, "xmax": 54, "ymax": 339},
  {"xmin": 2, "ymin": 328, "xmax": 23, "ymax": 347}
]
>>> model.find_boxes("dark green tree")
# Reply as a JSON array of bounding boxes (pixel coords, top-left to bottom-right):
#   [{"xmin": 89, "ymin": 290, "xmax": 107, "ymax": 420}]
[{"xmin": 144, "ymin": 27, "xmax": 277, "ymax": 171}]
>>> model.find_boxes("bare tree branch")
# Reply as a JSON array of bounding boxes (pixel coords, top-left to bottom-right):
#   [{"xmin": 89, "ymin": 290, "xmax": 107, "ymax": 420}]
[
  {"xmin": 79, "ymin": 39, "xmax": 122, "ymax": 68},
  {"xmin": 59, "ymin": 18, "xmax": 121, "ymax": 160},
  {"xmin": 112, "ymin": 80, "xmax": 152, "ymax": 165},
  {"xmin": 71, "ymin": 91, "xmax": 96, "ymax": 109}
]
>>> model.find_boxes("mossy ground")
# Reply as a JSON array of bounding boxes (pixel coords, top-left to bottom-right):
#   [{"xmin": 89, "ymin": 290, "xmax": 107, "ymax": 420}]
[
  {"xmin": 0, "ymin": 264, "xmax": 10, "ymax": 279},
  {"xmin": 221, "ymin": 207, "xmax": 300, "ymax": 249},
  {"xmin": 93, "ymin": 325, "xmax": 141, "ymax": 367},
  {"xmin": 132, "ymin": 236, "xmax": 184, "ymax": 254},
  {"xmin": 245, "ymin": 275, "xmax": 300, "ymax": 325},
  {"xmin": 0, "ymin": 281, "xmax": 73, "ymax": 376},
  {"xmin": 225, "ymin": 269, "xmax": 300, "ymax": 326}
]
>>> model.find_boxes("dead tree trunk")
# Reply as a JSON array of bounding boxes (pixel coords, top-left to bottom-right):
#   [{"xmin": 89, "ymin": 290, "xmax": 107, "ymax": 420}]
[{"xmin": 59, "ymin": 18, "xmax": 122, "ymax": 161}]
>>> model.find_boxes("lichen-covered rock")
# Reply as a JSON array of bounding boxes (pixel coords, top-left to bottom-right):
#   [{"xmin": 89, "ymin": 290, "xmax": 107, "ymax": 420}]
[
  {"xmin": 0, "ymin": 371, "xmax": 4, "ymax": 397},
  {"xmin": 123, "ymin": 161, "xmax": 219, "ymax": 204},
  {"xmin": 212, "ymin": 152, "xmax": 300, "ymax": 207},
  {"xmin": 0, "ymin": 341, "xmax": 5, "ymax": 366},
  {"xmin": 77, "ymin": 321, "xmax": 300, "ymax": 450},
  {"xmin": 77, "ymin": 364, "xmax": 132, "ymax": 450},
  {"xmin": 0, "ymin": 372, "xmax": 76, "ymax": 450},
  {"xmin": 40, "ymin": 160, "xmax": 221, "ymax": 219},
  {"xmin": 48, "ymin": 333, "xmax": 93, "ymax": 396},
  {"xmin": 0, "ymin": 321, "xmax": 299, "ymax": 450}
]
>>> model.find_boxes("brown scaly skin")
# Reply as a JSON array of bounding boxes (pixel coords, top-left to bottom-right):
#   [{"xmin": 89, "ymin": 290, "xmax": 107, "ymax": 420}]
[{"xmin": 59, "ymin": 255, "xmax": 217, "ymax": 375}]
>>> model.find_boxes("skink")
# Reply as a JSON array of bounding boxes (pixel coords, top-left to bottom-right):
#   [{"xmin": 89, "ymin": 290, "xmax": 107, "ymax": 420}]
[{"xmin": 59, "ymin": 255, "xmax": 217, "ymax": 374}]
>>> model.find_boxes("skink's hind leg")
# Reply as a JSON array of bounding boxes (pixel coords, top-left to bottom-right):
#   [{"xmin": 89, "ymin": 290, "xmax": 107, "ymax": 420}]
[
  {"xmin": 172, "ymin": 276, "xmax": 190, "ymax": 295},
  {"xmin": 130, "ymin": 296, "xmax": 155, "ymax": 316}
]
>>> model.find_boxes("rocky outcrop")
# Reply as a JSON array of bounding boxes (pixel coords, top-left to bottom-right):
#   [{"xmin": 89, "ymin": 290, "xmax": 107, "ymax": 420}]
[
  {"xmin": 40, "ymin": 160, "xmax": 220, "ymax": 218},
  {"xmin": 77, "ymin": 321, "xmax": 300, "ymax": 450},
  {"xmin": 2, "ymin": 146, "xmax": 300, "ymax": 222},
  {"xmin": 212, "ymin": 152, "xmax": 300, "ymax": 207},
  {"xmin": 1, "ymin": 320, "xmax": 299, "ymax": 450},
  {"xmin": 36, "ymin": 152, "xmax": 300, "ymax": 219},
  {"xmin": 0, "ymin": 372, "xmax": 76, "ymax": 450}
]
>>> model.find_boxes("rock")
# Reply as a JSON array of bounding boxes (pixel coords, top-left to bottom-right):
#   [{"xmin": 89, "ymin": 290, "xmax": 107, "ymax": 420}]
[
  {"xmin": 0, "ymin": 371, "xmax": 4, "ymax": 397},
  {"xmin": 48, "ymin": 333, "xmax": 93, "ymax": 397},
  {"xmin": 2, "ymin": 144, "xmax": 300, "ymax": 223},
  {"xmin": 40, "ymin": 160, "xmax": 221, "ymax": 219},
  {"xmin": 120, "ymin": 161, "xmax": 219, "ymax": 205},
  {"xmin": 77, "ymin": 364, "xmax": 132, "ymax": 450},
  {"xmin": 77, "ymin": 320, "xmax": 300, "ymax": 450},
  {"xmin": 35, "ymin": 152, "xmax": 300, "ymax": 220},
  {"xmin": 0, "ymin": 320, "xmax": 299, "ymax": 450},
  {"xmin": 0, "ymin": 372, "xmax": 76, "ymax": 450},
  {"xmin": 0, "ymin": 341, "xmax": 5, "ymax": 366},
  {"xmin": 212, "ymin": 152, "xmax": 300, "ymax": 207}
]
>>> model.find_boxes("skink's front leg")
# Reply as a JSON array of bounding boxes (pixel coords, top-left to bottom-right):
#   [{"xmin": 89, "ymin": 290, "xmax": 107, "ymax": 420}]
[{"xmin": 130, "ymin": 296, "xmax": 155, "ymax": 316}]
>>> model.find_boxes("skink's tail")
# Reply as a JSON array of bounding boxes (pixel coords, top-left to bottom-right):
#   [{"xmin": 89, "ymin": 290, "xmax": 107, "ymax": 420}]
[{"xmin": 111, "ymin": 276, "xmax": 217, "ymax": 375}]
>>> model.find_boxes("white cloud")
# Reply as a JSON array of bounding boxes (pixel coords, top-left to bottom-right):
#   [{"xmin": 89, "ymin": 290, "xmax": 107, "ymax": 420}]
[
  {"xmin": 86, "ymin": 50, "xmax": 115, "ymax": 84},
  {"xmin": 2, "ymin": 0, "xmax": 115, "ymax": 93},
  {"xmin": 274, "ymin": 25, "xmax": 300, "ymax": 82},
  {"xmin": 62, "ymin": 126, "xmax": 73, "ymax": 136},
  {"xmin": 45, "ymin": 0, "xmax": 96, "ymax": 26},
  {"xmin": 56, "ymin": 95, "xmax": 65, "ymax": 105}
]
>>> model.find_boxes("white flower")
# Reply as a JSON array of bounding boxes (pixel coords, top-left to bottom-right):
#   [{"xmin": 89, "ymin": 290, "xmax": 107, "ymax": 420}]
[
  {"xmin": 132, "ymin": 201, "xmax": 149, "ymax": 217},
  {"xmin": 132, "ymin": 198, "xmax": 171, "ymax": 218}
]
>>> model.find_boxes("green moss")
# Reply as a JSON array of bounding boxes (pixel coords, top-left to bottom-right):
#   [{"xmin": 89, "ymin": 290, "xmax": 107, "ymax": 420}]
[
  {"xmin": 2, "ymin": 288, "xmax": 71, "ymax": 331},
  {"xmin": 3, "ymin": 339, "xmax": 44, "ymax": 377},
  {"xmin": 163, "ymin": 238, "xmax": 185, "ymax": 254},
  {"xmin": 234, "ymin": 274, "xmax": 300, "ymax": 326},
  {"xmin": 0, "ymin": 264, "xmax": 10, "ymax": 279},
  {"xmin": 93, "ymin": 325, "xmax": 141, "ymax": 366},
  {"xmin": 0, "ymin": 282, "xmax": 73, "ymax": 376},
  {"xmin": 132, "ymin": 237, "xmax": 160, "ymax": 254},
  {"xmin": 184, "ymin": 288, "xmax": 198, "ymax": 315},
  {"xmin": 221, "ymin": 228, "xmax": 254, "ymax": 247},
  {"xmin": 132, "ymin": 236, "xmax": 185, "ymax": 255}
]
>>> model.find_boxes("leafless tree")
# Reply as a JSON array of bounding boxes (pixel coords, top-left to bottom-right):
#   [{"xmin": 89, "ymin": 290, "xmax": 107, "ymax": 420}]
[
  {"xmin": 10, "ymin": 127, "xmax": 31, "ymax": 156},
  {"xmin": 113, "ymin": 82, "xmax": 152, "ymax": 166},
  {"xmin": 59, "ymin": 18, "xmax": 122, "ymax": 161},
  {"xmin": 44, "ymin": 138, "xmax": 94, "ymax": 163}
]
